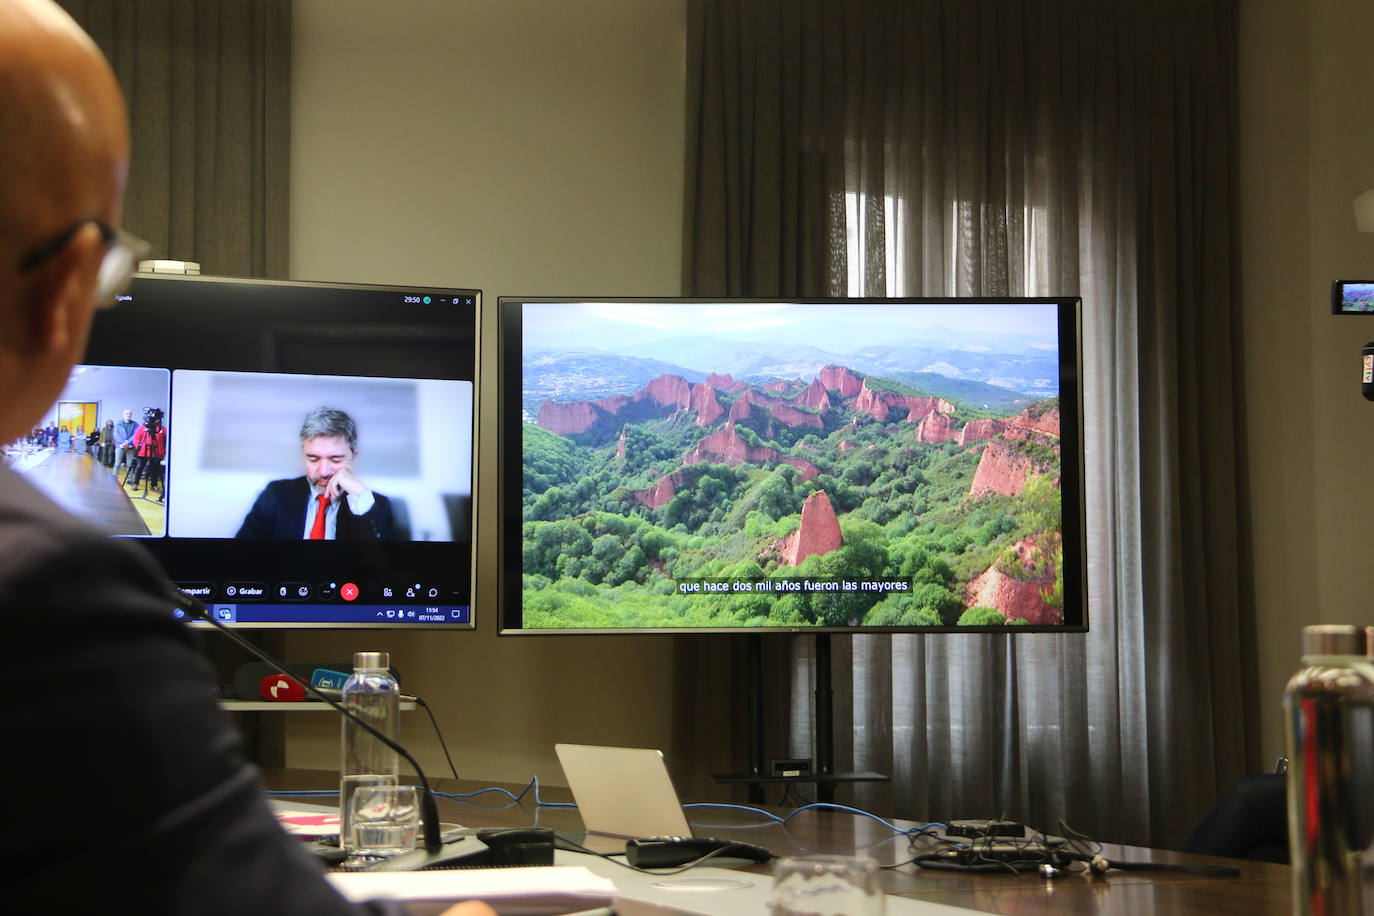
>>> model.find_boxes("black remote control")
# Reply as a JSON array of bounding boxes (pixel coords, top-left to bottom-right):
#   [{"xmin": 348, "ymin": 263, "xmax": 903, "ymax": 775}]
[{"xmin": 625, "ymin": 835, "xmax": 775, "ymax": 868}]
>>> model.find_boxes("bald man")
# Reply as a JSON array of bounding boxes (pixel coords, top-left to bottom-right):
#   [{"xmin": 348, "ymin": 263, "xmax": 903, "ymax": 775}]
[{"xmin": 0, "ymin": 4, "xmax": 493, "ymax": 914}]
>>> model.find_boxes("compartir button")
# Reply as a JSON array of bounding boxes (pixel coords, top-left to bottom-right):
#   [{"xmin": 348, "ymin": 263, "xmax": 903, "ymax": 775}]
[{"xmin": 175, "ymin": 582, "xmax": 215, "ymax": 599}]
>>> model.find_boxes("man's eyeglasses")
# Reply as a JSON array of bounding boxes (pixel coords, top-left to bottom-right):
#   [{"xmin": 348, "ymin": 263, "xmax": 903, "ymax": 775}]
[{"xmin": 18, "ymin": 217, "xmax": 150, "ymax": 307}]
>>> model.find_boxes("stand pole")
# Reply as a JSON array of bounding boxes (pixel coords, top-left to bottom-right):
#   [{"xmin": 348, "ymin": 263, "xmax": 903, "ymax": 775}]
[
  {"xmin": 745, "ymin": 634, "xmax": 764, "ymax": 804},
  {"xmin": 814, "ymin": 632, "xmax": 835, "ymax": 803}
]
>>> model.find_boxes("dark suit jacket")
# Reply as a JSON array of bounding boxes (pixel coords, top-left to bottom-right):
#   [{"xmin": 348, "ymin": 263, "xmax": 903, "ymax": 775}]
[
  {"xmin": 235, "ymin": 476, "xmax": 396, "ymax": 540},
  {"xmin": 0, "ymin": 469, "xmax": 402, "ymax": 914}
]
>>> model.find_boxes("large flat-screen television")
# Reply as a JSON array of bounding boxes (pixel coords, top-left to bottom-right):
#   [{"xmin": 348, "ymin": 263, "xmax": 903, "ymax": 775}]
[
  {"xmin": 22, "ymin": 273, "xmax": 480, "ymax": 628},
  {"xmin": 498, "ymin": 297, "xmax": 1085, "ymax": 634}
]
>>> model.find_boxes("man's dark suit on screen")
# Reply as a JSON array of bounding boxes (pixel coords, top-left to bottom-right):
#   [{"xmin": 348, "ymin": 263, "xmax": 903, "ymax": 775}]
[{"xmin": 235, "ymin": 476, "xmax": 396, "ymax": 540}]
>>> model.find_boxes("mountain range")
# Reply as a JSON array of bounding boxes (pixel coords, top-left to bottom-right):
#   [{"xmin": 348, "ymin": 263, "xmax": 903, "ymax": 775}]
[{"xmin": 524, "ymin": 336, "xmax": 1058, "ymax": 418}]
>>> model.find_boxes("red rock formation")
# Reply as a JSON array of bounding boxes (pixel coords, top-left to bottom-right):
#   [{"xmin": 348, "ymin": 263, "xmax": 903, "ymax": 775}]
[
  {"xmin": 780, "ymin": 457, "xmax": 821, "ymax": 481},
  {"xmin": 915, "ymin": 411, "xmax": 957, "ymax": 443},
  {"xmin": 685, "ymin": 423, "xmax": 779, "ymax": 467},
  {"xmin": 1012, "ymin": 406, "xmax": 1060, "ymax": 438},
  {"xmin": 817, "ymin": 365, "xmax": 863, "ymax": 398},
  {"xmin": 537, "ymin": 399, "xmax": 602, "ymax": 436},
  {"xmin": 615, "ymin": 427, "xmax": 627, "ymax": 461},
  {"xmin": 767, "ymin": 402, "xmax": 824, "ymax": 429},
  {"xmin": 705, "ymin": 372, "xmax": 745, "ymax": 392},
  {"xmin": 796, "ymin": 378, "xmax": 832, "ymax": 411},
  {"xmin": 728, "ymin": 393, "xmax": 754, "ymax": 421},
  {"xmin": 837, "ymin": 439, "xmax": 857, "ymax": 451},
  {"xmin": 779, "ymin": 491, "xmax": 844, "ymax": 566},
  {"xmin": 958, "ymin": 418, "xmax": 1007, "ymax": 446},
  {"xmin": 852, "ymin": 382, "xmax": 889, "ymax": 421},
  {"xmin": 638, "ymin": 374, "xmax": 691, "ymax": 409},
  {"xmin": 969, "ymin": 439, "xmax": 1036, "ymax": 497},
  {"xmin": 964, "ymin": 537, "xmax": 1061, "ymax": 625},
  {"xmin": 762, "ymin": 379, "xmax": 794, "ymax": 394},
  {"xmin": 634, "ymin": 473, "xmax": 680, "ymax": 510},
  {"xmin": 595, "ymin": 393, "xmax": 631, "ymax": 414},
  {"xmin": 689, "ymin": 383, "xmax": 724, "ymax": 426}
]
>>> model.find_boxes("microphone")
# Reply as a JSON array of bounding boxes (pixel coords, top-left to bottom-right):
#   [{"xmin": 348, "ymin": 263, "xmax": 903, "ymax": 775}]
[
  {"xmin": 1362, "ymin": 341, "xmax": 1373, "ymax": 401},
  {"xmin": 260, "ymin": 673, "xmax": 307, "ymax": 702},
  {"xmin": 170, "ymin": 589, "xmax": 446, "ymax": 853}
]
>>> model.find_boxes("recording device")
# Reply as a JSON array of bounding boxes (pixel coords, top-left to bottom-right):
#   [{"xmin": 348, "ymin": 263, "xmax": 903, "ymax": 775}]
[
  {"xmin": 1362, "ymin": 341, "xmax": 1373, "ymax": 401},
  {"xmin": 768, "ymin": 758, "xmax": 812, "ymax": 778},
  {"xmin": 142, "ymin": 406, "xmax": 164, "ymax": 428},
  {"xmin": 624, "ymin": 835, "xmax": 775, "ymax": 868}
]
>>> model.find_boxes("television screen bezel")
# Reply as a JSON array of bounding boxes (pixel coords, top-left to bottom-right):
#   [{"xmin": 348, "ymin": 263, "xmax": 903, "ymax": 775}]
[
  {"xmin": 83, "ymin": 272, "xmax": 482, "ymax": 630},
  {"xmin": 497, "ymin": 295, "xmax": 1086, "ymax": 636}
]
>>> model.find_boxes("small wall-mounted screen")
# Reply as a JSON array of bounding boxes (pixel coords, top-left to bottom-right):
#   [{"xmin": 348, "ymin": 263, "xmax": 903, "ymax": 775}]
[
  {"xmin": 1332, "ymin": 281, "xmax": 1374, "ymax": 314},
  {"xmin": 30, "ymin": 274, "xmax": 481, "ymax": 628}
]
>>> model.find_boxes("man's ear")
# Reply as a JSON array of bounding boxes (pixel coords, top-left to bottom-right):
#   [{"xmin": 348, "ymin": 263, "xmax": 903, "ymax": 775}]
[{"xmin": 30, "ymin": 223, "xmax": 104, "ymax": 354}]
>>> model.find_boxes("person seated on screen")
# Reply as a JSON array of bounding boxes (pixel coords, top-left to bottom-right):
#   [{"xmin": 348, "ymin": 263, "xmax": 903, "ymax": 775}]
[
  {"xmin": 0, "ymin": 4, "xmax": 491, "ymax": 914},
  {"xmin": 236, "ymin": 406, "xmax": 397, "ymax": 540}
]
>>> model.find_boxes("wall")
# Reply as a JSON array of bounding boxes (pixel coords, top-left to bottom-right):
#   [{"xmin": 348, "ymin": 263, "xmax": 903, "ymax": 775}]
[
  {"xmin": 280, "ymin": 0, "xmax": 1373, "ymax": 798},
  {"xmin": 1238, "ymin": 0, "xmax": 1374, "ymax": 765},
  {"xmin": 284, "ymin": 0, "xmax": 688, "ymax": 784}
]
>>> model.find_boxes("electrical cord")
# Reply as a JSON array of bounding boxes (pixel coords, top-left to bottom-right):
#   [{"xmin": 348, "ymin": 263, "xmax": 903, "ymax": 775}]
[
  {"xmin": 434, "ymin": 775, "xmax": 577, "ymax": 808},
  {"xmin": 684, "ymin": 801, "xmax": 946, "ymax": 837},
  {"xmin": 412, "ymin": 695, "xmax": 459, "ymax": 780}
]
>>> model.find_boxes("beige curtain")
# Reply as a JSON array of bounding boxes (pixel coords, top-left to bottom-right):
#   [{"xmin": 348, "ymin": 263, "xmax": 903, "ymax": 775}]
[
  {"xmin": 59, "ymin": 0, "xmax": 291, "ymax": 278},
  {"xmin": 681, "ymin": 0, "xmax": 1253, "ymax": 848}
]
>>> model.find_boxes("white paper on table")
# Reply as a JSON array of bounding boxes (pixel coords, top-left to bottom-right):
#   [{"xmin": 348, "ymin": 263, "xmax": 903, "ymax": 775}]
[{"xmin": 326, "ymin": 865, "xmax": 616, "ymax": 909}]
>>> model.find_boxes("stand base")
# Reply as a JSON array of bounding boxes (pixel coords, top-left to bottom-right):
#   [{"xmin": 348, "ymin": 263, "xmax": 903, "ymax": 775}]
[{"xmin": 710, "ymin": 771, "xmax": 889, "ymax": 805}]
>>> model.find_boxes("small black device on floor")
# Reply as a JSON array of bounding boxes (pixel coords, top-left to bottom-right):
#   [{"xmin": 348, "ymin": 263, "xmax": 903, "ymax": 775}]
[{"xmin": 625, "ymin": 835, "xmax": 775, "ymax": 868}]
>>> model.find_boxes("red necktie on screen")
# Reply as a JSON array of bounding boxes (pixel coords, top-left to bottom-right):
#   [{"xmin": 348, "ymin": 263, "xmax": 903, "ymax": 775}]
[{"xmin": 309, "ymin": 493, "xmax": 329, "ymax": 540}]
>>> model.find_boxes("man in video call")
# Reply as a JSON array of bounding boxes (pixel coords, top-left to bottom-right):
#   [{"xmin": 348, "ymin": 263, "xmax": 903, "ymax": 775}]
[
  {"xmin": 237, "ymin": 406, "xmax": 398, "ymax": 540},
  {"xmin": 113, "ymin": 405, "xmax": 138, "ymax": 478},
  {"xmin": 0, "ymin": 3, "xmax": 485, "ymax": 913}
]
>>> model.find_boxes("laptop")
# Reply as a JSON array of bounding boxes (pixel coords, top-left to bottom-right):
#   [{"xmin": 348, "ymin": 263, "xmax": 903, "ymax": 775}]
[{"xmin": 554, "ymin": 744, "xmax": 693, "ymax": 849}]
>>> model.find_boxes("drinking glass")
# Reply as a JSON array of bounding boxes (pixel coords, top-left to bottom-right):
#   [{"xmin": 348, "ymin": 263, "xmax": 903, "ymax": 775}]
[
  {"xmin": 347, "ymin": 784, "xmax": 420, "ymax": 857},
  {"xmin": 770, "ymin": 854, "xmax": 885, "ymax": 916}
]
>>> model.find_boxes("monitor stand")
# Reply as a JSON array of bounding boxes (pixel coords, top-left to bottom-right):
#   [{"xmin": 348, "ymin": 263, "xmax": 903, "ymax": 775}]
[{"xmin": 711, "ymin": 633, "xmax": 888, "ymax": 803}]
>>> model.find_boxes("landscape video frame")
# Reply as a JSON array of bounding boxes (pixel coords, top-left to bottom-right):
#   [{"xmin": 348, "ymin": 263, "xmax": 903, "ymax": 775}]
[{"xmin": 499, "ymin": 298, "xmax": 1086, "ymax": 634}]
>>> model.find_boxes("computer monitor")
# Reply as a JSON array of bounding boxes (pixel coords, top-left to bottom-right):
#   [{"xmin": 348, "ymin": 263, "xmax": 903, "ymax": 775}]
[
  {"xmin": 32, "ymin": 273, "xmax": 480, "ymax": 628},
  {"xmin": 498, "ymin": 297, "xmax": 1085, "ymax": 634}
]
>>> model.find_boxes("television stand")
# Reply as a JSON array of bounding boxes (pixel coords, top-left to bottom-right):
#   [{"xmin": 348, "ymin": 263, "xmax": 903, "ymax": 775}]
[{"xmin": 710, "ymin": 633, "xmax": 888, "ymax": 804}]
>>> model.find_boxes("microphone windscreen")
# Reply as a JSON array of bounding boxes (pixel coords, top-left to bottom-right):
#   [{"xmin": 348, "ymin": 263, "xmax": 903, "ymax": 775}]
[{"xmin": 259, "ymin": 673, "xmax": 307, "ymax": 701}]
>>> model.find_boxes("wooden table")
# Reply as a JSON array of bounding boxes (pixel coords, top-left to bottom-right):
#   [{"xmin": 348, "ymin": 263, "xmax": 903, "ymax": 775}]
[{"xmin": 265, "ymin": 769, "xmax": 1292, "ymax": 916}]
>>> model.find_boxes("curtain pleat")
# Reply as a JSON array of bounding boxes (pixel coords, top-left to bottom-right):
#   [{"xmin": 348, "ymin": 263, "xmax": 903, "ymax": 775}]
[
  {"xmin": 681, "ymin": 0, "xmax": 1250, "ymax": 848},
  {"xmin": 59, "ymin": 0, "xmax": 291, "ymax": 278}
]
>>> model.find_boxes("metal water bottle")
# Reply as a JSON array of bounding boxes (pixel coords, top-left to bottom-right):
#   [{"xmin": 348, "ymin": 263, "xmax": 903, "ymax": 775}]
[
  {"xmin": 1283, "ymin": 625, "xmax": 1374, "ymax": 916},
  {"xmin": 338, "ymin": 651, "xmax": 400, "ymax": 853}
]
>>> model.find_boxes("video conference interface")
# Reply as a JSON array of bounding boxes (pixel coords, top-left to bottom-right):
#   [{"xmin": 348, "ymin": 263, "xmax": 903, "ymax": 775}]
[{"xmin": 52, "ymin": 275, "xmax": 481, "ymax": 628}]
